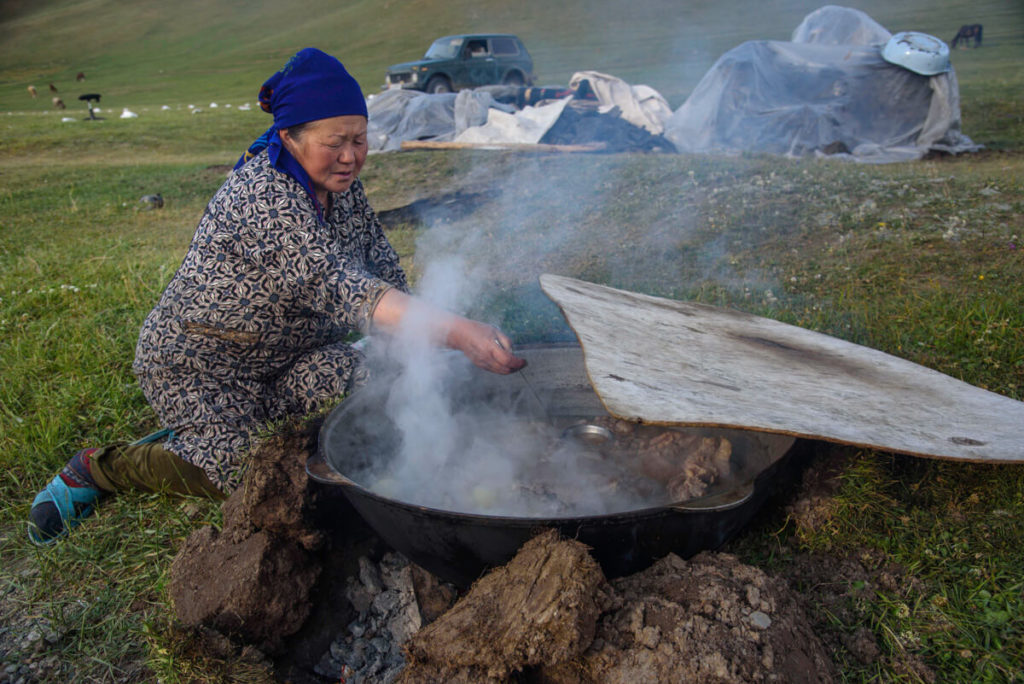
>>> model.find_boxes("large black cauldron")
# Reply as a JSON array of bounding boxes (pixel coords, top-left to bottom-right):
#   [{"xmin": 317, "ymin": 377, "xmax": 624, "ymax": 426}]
[{"xmin": 309, "ymin": 344, "xmax": 806, "ymax": 587}]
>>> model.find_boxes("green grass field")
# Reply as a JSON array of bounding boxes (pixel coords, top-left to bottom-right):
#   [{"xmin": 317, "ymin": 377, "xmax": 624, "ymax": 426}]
[
  {"xmin": 1, "ymin": 0, "xmax": 1023, "ymax": 681},
  {"xmin": 2, "ymin": 0, "xmax": 1022, "ymax": 110}
]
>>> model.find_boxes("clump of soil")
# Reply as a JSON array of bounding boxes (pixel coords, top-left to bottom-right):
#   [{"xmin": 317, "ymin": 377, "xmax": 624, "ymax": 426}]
[
  {"xmin": 400, "ymin": 529, "xmax": 607, "ymax": 683},
  {"xmin": 168, "ymin": 419, "xmax": 326, "ymax": 652},
  {"xmin": 543, "ymin": 551, "xmax": 837, "ymax": 683},
  {"xmin": 397, "ymin": 530, "xmax": 836, "ymax": 684},
  {"xmin": 784, "ymin": 444, "xmax": 851, "ymax": 535}
]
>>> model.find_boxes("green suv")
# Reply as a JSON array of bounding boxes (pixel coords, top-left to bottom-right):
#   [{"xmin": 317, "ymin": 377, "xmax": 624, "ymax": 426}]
[{"xmin": 384, "ymin": 34, "xmax": 535, "ymax": 94}]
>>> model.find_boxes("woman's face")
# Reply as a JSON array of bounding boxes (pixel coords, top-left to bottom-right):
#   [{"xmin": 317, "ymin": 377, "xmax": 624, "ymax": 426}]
[{"xmin": 280, "ymin": 115, "xmax": 368, "ymax": 202}]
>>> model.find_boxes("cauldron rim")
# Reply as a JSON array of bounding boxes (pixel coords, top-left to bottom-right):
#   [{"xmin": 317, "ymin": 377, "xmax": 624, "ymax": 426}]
[
  {"xmin": 309, "ymin": 446, "xmax": 768, "ymax": 523},
  {"xmin": 311, "ymin": 343, "xmax": 806, "ymax": 584},
  {"xmin": 313, "ymin": 341, "xmax": 795, "ymax": 521}
]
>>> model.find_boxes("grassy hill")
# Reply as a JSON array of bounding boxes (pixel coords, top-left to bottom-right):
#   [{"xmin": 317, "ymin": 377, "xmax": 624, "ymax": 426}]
[
  {"xmin": 0, "ymin": 2, "xmax": 1022, "ymax": 681},
  {"xmin": 1, "ymin": 0, "xmax": 1022, "ymax": 116}
]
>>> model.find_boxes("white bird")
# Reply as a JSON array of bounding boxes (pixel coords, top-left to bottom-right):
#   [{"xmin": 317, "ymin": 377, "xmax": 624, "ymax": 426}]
[
  {"xmin": 209, "ymin": 102, "xmax": 218, "ymax": 108},
  {"xmin": 161, "ymin": 105, "xmax": 171, "ymax": 110},
  {"xmin": 61, "ymin": 116, "xmax": 75, "ymax": 122},
  {"xmin": 238, "ymin": 103, "xmax": 251, "ymax": 111},
  {"xmin": 120, "ymin": 108, "xmax": 138, "ymax": 119}
]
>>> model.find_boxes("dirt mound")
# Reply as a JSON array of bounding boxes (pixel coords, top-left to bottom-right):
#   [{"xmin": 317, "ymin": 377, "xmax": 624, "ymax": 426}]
[
  {"xmin": 784, "ymin": 444, "xmax": 851, "ymax": 535},
  {"xmin": 165, "ymin": 426, "xmax": 847, "ymax": 682},
  {"xmin": 400, "ymin": 529, "xmax": 606, "ymax": 683},
  {"xmin": 544, "ymin": 551, "xmax": 837, "ymax": 683},
  {"xmin": 398, "ymin": 530, "xmax": 835, "ymax": 684},
  {"xmin": 168, "ymin": 420, "xmax": 325, "ymax": 652}
]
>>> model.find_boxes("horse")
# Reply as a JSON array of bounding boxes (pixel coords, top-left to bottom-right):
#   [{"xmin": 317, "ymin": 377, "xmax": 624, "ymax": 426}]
[
  {"xmin": 27, "ymin": 85, "xmax": 37, "ymax": 98},
  {"xmin": 951, "ymin": 24, "xmax": 983, "ymax": 48}
]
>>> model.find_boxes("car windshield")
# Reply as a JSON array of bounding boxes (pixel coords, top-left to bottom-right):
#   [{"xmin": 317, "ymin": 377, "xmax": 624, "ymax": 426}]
[{"xmin": 424, "ymin": 37, "xmax": 463, "ymax": 60}]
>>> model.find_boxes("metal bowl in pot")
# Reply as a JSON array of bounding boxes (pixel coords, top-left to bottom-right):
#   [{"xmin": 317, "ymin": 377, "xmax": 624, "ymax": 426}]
[{"xmin": 310, "ymin": 343, "xmax": 806, "ymax": 587}]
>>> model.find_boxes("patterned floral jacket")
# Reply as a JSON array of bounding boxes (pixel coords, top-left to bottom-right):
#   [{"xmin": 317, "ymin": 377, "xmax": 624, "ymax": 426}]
[{"xmin": 131, "ymin": 150, "xmax": 408, "ymax": 488}]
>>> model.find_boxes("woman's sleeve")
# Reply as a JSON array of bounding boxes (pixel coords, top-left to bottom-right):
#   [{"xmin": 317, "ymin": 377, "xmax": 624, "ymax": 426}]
[
  {"xmin": 236, "ymin": 174, "xmax": 395, "ymax": 335},
  {"xmin": 352, "ymin": 181, "xmax": 410, "ymax": 294}
]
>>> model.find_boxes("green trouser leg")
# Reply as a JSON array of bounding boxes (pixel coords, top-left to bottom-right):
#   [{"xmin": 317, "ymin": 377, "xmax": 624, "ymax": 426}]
[{"xmin": 89, "ymin": 442, "xmax": 226, "ymax": 500}]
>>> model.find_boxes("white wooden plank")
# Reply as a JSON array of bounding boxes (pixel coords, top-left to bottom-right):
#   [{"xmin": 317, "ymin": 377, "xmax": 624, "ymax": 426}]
[{"xmin": 540, "ymin": 274, "xmax": 1024, "ymax": 464}]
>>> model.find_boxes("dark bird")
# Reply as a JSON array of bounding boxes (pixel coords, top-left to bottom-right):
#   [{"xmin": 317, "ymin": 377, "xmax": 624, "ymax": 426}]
[
  {"xmin": 49, "ymin": 83, "xmax": 58, "ymax": 93},
  {"xmin": 78, "ymin": 93, "xmax": 102, "ymax": 120}
]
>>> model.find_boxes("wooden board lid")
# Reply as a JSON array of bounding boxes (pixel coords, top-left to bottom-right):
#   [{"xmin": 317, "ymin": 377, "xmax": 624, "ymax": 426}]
[{"xmin": 540, "ymin": 274, "xmax": 1024, "ymax": 464}]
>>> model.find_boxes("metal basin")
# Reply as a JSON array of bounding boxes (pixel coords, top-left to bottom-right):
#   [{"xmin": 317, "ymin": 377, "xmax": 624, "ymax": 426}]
[{"xmin": 310, "ymin": 343, "xmax": 805, "ymax": 587}]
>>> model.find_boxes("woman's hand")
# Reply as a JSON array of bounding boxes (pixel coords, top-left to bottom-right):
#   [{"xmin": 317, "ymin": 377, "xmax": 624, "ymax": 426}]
[
  {"xmin": 444, "ymin": 318, "xmax": 526, "ymax": 375},
  {"xmin": 372, "ymin": 289, "xmax": 526, "ymax": 374}
]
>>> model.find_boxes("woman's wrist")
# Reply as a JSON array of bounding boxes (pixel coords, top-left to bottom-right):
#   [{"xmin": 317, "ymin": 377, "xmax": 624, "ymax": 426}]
[{"xmin": 440, "ymin": 313, "xmax": 471, "ymax": 350}]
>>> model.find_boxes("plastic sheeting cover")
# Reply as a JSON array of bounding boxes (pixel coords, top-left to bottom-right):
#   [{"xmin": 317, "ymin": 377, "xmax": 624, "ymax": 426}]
[
  {"xmin": 452, "ymin": 71, "xmax": 672, "ymax": 146},
  {"xmin": 455, "ymin": 98, "xmax": 570, "ymax": 145},
  {"xmin": 791, "ymin": 5, "xmax": 891, "ymax": 46},
  {"xmin": 664, "ymin": 6, "xmax": 979, "ymax": 162},
  {"xmin": 367, "ymin": 90, "xmax": 456, "ymax": 152},
  {"xmin": 567, "ymin": 71, "xmax": 673, "ymax": 135},
  {"xmin": 367, "ymin": 89, "xmax": 517, "ymax": 151}
]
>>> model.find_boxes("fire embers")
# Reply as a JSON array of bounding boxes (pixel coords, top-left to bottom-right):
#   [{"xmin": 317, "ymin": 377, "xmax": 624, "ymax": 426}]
[
  {"xmin": 315, "ymin": 553, "xmax": 421, "ymax": 682},
  {"xmin": 591, "ymin": 417, "xmax": 733, "ymax": 502}
]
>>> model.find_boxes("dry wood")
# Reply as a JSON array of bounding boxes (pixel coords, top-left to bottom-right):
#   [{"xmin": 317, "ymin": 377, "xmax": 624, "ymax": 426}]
[
  {"xmin": 540, "ymin": 274, "xmax": 1024, "ymax": 464},
  {"xmin": 400, "ymin": 140, "xmax": 606, "ymax": 152}
]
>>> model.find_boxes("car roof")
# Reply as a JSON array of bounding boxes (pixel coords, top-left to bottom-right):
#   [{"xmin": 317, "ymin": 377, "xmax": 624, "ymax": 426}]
[{"xmin": 434, "ymin": 33, "xmax": 522, "ymax": 41}]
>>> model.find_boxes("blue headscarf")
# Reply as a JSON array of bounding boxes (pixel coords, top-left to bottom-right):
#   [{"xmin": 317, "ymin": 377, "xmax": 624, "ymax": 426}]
[{"xmin": 235, "ymin": 48, "xmax": 368, "ymax": 223}]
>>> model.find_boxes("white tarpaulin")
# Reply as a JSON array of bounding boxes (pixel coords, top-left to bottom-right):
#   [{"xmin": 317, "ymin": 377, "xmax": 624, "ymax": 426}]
[
  {"xmin": 663, "ymin": 5, "xmax": 979, "ymax": 162},
  {"xmin": 453, "ymin": 71, "xmax": 672, "ymax": 145},
  {"xmin": 367, "ymin": 89, "xmax": 515, "ymax": 152},
  {"xmin": 568, "ymin": 71, "xmax": 673, "ymax": 135},
  {"xmin": 455, "ymin": 97, "xmax": 570, "ymax": 145}
]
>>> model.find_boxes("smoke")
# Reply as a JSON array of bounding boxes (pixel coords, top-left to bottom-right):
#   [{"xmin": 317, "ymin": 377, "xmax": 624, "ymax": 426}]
[
  {"xmin": 345, "ymin": 155, "xmax": 664, "ymax": 515},
  {"xmin": 349, "ymin": 102, "xmax": 785, "ymax": 517},
  {"xmin": 353, "ymin": 340, "xmax": 672, "ymax": 517}
]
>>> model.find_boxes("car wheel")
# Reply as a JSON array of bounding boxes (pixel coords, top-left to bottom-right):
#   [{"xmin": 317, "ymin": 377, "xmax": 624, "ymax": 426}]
[
  {"xmin": 503, "ymin": 72, "xmax": 525, "ymax": 87},
  {"xmin": 426, "ymin": 76, "xmax": 453, "ymax": 94}
]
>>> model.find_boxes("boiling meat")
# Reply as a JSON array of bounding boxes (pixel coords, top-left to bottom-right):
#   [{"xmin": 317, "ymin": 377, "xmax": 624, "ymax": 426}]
[
  {"xmin": 363, "ymin": 414, "xmax": 735, "ymax": 517},
  {"xmin": 591, "ymin": 417, "xmax": 733, "ymax": 501}
]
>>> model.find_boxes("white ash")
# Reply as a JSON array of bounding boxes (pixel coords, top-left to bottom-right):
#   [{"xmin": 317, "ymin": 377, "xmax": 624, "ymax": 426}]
[{"xmin": 315, "ymin": 553, "xmax": 421, "ymax": 683}]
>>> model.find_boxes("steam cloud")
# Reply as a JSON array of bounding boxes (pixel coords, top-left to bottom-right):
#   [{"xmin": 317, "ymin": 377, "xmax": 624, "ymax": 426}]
[{"xmin": 346, "ymin": 150, "xmax": 778, "ymax": 516}]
